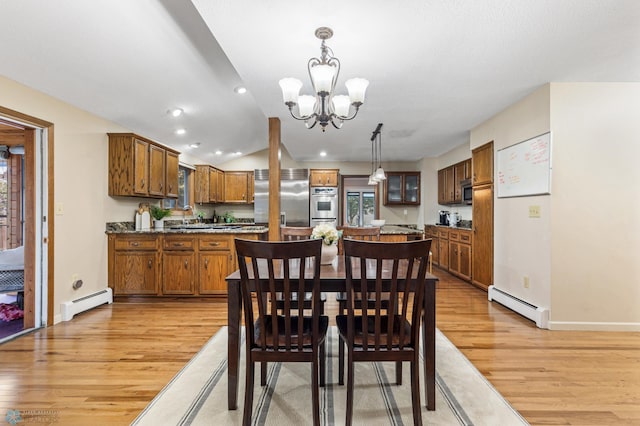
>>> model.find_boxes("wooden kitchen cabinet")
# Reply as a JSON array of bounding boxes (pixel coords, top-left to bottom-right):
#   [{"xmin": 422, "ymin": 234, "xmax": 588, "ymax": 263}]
[
  {"xmin": 310, "ymin": 169, "xmax": 339, "ymax": 186},
  {"xmin": 162, "ymin": 235, "xmax": 196, "ymax": 295},
  {"xmin": 108, "ymin": 234, "xmax": 160, "ymax": 295},
  {"xmin": 448, "ymin": 229, "xmax": 472, "ymax": 281},
  {"xmin": 437, "ymin": 228, "xmax": 449, "ymax": 270},
  {"xmin": 195, "ymin": 165, "xmax": 224, "ymax": 203},
  {"xmin": 424, "ymin": 225, "xmax": 440, "ymax": 266},
  {"xmin": 383, "ymin": 171, "xmax": 421, "ymax": 205},
  {"xmin": 224, "ymin": 171, "xmax": 252, "ymax": 203},
  {"xmin": 472, "ymin": 184, "xmax": 493, "ymax": 290},
  {"xmin": 197, "ymin": 235, "xmax": 233, "ymax": 294},
  {"xmin": 472, "ymin": 141, "xmax": 493, "ymax": 186},
  {"xmin": 108, "ymin": 133, "xmax": 180, "ymax": 199},
  {"xmin": 437, "ymin": 158, "xmax": 471, "ymax": 205}
]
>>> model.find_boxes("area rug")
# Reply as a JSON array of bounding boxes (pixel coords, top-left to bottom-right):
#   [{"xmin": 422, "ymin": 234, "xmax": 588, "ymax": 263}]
[
  {"xmin": 0, "ymin": 303, "xmax": 23, "ymax": 322},
  {"xmin": 132, "ymin": 327, "xmax": 528, "ymax": 425}
]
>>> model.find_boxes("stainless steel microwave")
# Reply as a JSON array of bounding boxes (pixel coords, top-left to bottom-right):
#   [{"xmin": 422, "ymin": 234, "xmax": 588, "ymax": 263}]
[{"xmin": 462, "ymin": 183, "xmax": 472, "ymax": 204}]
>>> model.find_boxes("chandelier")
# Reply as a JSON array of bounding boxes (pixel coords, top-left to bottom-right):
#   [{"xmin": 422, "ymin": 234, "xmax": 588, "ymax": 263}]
[
  {"xmin": 278, "ymin": 27, "xmax": 369, "ymax": 131},
  {"xmin": 368, "ymin": 123, "xmax": 386, "ymax": 185}
]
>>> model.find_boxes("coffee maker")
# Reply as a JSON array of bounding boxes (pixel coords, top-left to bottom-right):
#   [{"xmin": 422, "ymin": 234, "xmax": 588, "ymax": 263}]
[{"xmin": 438, "ymin": 210, "xmax": 449, "ymax": 226}]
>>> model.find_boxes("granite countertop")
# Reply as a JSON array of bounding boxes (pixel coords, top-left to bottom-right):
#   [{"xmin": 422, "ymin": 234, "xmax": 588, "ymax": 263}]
[
  {"xmin": 379, "ymin": 225, "xmax": 424, "ymax": 235},
  {"xmin": 430, "ymin": 223, "xmax": 473, "ymax": 230},
  {"xmin": 106, "ymin": 222, "xmax": 268, "ymax": 234}
]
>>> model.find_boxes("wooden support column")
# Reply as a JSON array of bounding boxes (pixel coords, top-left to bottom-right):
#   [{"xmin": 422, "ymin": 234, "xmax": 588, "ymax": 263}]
[{"xmin": 268, "ymin": 118, "xmax": 281, "ymax": 241}]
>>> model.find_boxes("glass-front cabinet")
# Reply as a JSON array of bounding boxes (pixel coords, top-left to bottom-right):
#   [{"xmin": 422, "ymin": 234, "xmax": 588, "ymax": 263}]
[{"xmin": 383, "ymin": 172, "xmax": 421, "ymax": 206}]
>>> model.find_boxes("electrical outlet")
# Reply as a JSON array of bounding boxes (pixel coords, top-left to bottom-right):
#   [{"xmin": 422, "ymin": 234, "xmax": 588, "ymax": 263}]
[
  {"xmin": 528, "ymin": 205, "xmax": 541, "ymax": 218},
  {"xmin": 403, "ymin": 209, "xmax": 408, "ymax": 215},
  {"xmin": 56, "ymin": 202, "xmax": 64, "ymax": 215},
  {"xmin": 523, "ymin": 276, "xmax": 530, "ymax": 288}
]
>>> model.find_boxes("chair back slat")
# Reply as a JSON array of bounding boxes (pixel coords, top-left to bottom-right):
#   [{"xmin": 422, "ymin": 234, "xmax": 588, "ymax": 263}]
[
  {"xmin": 281, "ymin": 226, "xmax": 314, "ymax": 241},
  {"xmin": 343, "ymin": 239, "xmax": 432, "ymax": 353},
  {"xmin": 236, "ymin": 238, "xmax": 322, "ymax": 354}
]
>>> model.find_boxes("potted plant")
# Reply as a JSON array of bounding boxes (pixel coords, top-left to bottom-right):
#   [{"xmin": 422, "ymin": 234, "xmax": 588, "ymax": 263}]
[{"xmin": 150, "ymin": 205, "xmax": 172, "ymax": 229}]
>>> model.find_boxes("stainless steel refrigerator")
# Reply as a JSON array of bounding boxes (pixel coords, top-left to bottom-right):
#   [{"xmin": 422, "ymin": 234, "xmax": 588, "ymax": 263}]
[{"xmin": 254, "ymin": 168, "xmax": 310, "ymax": 227}]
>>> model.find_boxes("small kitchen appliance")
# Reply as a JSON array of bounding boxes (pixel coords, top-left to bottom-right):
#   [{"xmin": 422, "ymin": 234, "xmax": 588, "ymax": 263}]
[
  {"xmin": 447, "ymin": 212, "xmax": 461, "ymax": 228},
  {"xmin": 438, "ymin": 210, "xmax": 449, "ymax": 226}
]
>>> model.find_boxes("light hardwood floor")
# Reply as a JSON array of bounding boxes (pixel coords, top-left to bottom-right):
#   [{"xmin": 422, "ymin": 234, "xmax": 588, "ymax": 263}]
[{"xmin": 0, "ymin": 269, "xmax": 639, "ymax": 425}]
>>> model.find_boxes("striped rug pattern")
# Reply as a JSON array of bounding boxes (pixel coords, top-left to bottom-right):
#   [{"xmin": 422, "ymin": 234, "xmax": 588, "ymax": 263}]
[{"xmin": 132, "ymin": 327, "xmax": 528, "ymax": 425}]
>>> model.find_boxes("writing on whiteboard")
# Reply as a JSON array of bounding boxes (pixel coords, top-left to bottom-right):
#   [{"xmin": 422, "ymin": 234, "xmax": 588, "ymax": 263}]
[{"xmin": 497, "ymin": 132, "xmax": 551, "ymax": 198}]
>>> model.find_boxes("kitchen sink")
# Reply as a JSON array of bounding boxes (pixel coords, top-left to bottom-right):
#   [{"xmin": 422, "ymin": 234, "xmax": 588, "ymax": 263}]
[{"xmin": 170, "ymin": 224, "xmax": 242, "ymax": 230}]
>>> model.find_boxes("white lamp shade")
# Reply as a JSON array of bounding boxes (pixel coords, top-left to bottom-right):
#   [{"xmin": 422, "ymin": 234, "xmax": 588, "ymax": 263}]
[
  {"xmin": 345, "ymin": 78, "xmax": 369, "ymax": 104},
  {"xmin": 279, "ymin": 78, "xmax": 302, "ymax": 103},
  {"xmin": 310, "ymin": 64, "xmax": 336, "ymax": 93},
  {"xmin": 368, "ymin": 174, "xmax": 379, "ymax": 185},
  {"xmin": 374, "ymin": 167, "xmax": 386, "ymax": 180},
  {"xmin": 331, "ymin": 95, "xmax": 351, "ymax": 117},
  {"xmin": 297, "ymin": 95, "xmax": 317, "ymax": 117}
]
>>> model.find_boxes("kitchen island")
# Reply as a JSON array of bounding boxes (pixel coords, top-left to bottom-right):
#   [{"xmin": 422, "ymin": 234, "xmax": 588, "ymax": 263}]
[{"xmin": 106, "ymin": 224, "xmax": 268, "ymax": 297}]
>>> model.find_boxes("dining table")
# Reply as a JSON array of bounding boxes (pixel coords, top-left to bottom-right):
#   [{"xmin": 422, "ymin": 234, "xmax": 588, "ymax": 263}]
[{"xmin": 225, "ymin": 254, "xmax": 438, "ymax": 411}]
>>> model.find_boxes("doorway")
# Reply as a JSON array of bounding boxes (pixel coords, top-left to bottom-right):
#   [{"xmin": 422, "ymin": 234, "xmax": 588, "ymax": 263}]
[
  {"xmin": 341, "ymin": 176, "xmax": 379, "ymax": 226},
  {"xmin": 0, "ymin": 108, "xmax": 51, "ymax": 342}
]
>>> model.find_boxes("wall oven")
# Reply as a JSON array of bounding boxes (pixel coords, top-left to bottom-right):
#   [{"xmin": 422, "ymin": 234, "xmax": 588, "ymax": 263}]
[{"xmin": 310, "ymin": 187, "xmax": 338, "ymax": 227}]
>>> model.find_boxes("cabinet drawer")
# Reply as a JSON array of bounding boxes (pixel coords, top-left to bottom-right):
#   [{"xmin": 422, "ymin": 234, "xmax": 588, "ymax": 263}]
[
  {"xmin": 198, "ymin": 236, "xmax": 231, "ymax": 251},
  {"xmin": 449, "ymin": 230, "xmax": 460, "ymax": 241},
  {"xmin": 459, "ymin": 230, "xmax": 472, "ymax": 244},
  {"xmin": 114, "ymin": 236, "xmax": 158, "ymax": 251},
  {"xmin": 163, "ymin": 236, "xmax": 195, "ymax": 250},
  {"xmin": 438, "ymin": 229, "xmax": 449, "ymax": 239}
]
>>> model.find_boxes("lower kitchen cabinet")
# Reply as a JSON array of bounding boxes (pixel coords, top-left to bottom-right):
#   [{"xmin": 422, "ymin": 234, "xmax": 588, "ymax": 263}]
[
  {"xmin": 108, "ymin": 232, "xmax": 262, "ymax": 296},
  {"xmin": 424, "ymin": 225, "xmax": 439, "ymax": 266},
  {"xmin": 109, "ymin": 234, "xmax": 160, "ymax": 295},
  {"xmin": 448, "ymin": 229, "xmax": 472, "ymax": 281}
]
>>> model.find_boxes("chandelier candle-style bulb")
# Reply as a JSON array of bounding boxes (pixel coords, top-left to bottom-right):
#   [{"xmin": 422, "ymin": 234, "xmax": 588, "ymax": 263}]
[{"xmin": 279, "ymin": 26, "xmax": 369, "ymax": 131}]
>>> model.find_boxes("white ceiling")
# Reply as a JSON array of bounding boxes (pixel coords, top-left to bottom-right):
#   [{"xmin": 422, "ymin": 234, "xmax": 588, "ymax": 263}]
[{"xmin": 1, "ymin": 1, "xmax": 639, "ymax": 165}]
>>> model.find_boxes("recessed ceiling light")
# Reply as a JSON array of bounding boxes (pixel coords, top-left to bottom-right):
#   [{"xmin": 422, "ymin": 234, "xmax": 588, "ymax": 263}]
[
  {"xmin": 169, "ymin": 108, "xmax": 184, "ymax": 117},
  {"xmin": 234, "ymin": 86, "xmax": 247, "ymax": 94},
  {"xmin": 234, "ymin": 151, "xmax": 242, "ymax": 155},
  {"xmin": 215, "ymin": 150, "xmax": 223, "ymax": 155},
  {"xmin": 320, "ymin": 151, "xmax": 327, "ymax": 157},
  {"xmin": 176, "ymin": 128, "xmax": 186, "ymax": 135},
  {"xmin": 189, "ymin": 142, "xmax": 200, "ymax": 148}
]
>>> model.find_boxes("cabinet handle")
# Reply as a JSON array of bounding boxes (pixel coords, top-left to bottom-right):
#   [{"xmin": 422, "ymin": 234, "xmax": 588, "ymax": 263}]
[
  {"xmin": 131, "ymin": 242, "xmax": 139, "ymax": 247},
  {"xmin": 184, "ymin": 260, "xmax": 188, "ymax": 268},
  {"xmin": 204, "ymin": 259, "xmax": 209, "ymax": 269},
  {"xmin": 140, "ymin": 179, "xmax": 145, "ymax": 188},
  {"xmin": 160, "ymin": 183, "xmax": 163, "ymax": 190},
  {"xmin": 208, "ymin": 242, "xmax": 220, "ymax": 246},
  {"xmin": 147, "ymin": 259, "xmax": 152, "ymax": 268},
  {"xmin": 169, "ymin": 185, "xmax": 172, "ymax": 192},
  {"xmin": 173, "ymin": 242, "xmax": 184, "ymax": 247}
]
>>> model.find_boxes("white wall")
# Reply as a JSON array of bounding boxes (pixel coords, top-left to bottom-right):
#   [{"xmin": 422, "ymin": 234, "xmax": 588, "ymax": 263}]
[{"xmin": 548, "ymin": 83, "xmax": 640, "ymax": 330}]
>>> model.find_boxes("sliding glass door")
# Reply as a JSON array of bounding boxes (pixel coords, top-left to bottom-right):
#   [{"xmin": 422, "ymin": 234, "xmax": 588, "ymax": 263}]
[{"xmin": 345, "ymin": 190, "xmax": 375, "ymax": 226}]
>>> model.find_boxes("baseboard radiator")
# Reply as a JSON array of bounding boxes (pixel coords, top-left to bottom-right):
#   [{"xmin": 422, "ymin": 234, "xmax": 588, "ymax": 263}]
[
  {"xmin": 488, "ymin": 285, "xmax": 549, "ymax": 329},
  {"xmin": 60, "ymin": 288, "xmax": 113, "ymax": 322}
]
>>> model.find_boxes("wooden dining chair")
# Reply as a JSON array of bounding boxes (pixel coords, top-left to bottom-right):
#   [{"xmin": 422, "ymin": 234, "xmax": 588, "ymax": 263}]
[
  {"xmin": 335, "ymin": 226, "xmax": 386, "ymax": 384},
  {"xmin": 235, "ymin": 238, "xmax": 328, "ymax": 426},
  {"xmin": 337, "ymin": 238, "xmax": 432, "ymax": 426}
]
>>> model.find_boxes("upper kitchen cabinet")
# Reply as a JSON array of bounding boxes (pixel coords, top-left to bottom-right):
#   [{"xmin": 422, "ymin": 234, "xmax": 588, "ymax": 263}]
[
  {"xmin": 383, "ymin": 171, "xmax": 421, "ymax": 205},
  {"xmin": 195, "ymin": 165, "xmax": 224, "ymax": 204},
  {"xmin": 310, "ymin": 169, "xmax": 339, "ymax": 187},
  {"xmin": 437, "ymin": 158, "xmax": 471, "ymax": 205},
  {"xmin": 224, "ymin": 171, "xmax": 253, "ymax": 203},
  {"xmin": 472, "ymin": 141, "xmax": 493, "ymax": 186},
  {"xmin": 108, "ymin": 133, "xmax": 180, "ymax": 199}
]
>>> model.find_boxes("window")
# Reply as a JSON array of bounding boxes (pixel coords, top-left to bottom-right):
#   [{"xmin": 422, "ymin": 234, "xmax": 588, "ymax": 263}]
[
  {"xmin": 342, "ymin": 176, "xmax": 378, "ymax": 226},
  {"xmin": 163, "ymin": 165, "xmax": 193, "ymax": 211}
]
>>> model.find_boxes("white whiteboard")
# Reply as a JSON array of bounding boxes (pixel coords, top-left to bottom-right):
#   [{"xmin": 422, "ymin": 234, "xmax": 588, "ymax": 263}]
[{"xmin": 497, "ymin": 132, "xmax": 551, "ymax": 198}]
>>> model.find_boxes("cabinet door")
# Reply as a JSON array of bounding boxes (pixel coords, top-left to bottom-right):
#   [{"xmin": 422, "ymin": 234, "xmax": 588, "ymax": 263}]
[
  {"xmin": 384, "ymin": 173, "xmax": 402, "ymax": 204},
  {"xmin": 247, "ymin": 171, "xmax": 254, "ymax": 203},
  {"xmin": 224, "ymin": 172, "xmax": 249, "ymax": 203},
  {"xmin": 148, "ymin": 145, "xmax": 166, "ymax": 196},
  {"xmin": 444, "ymin": 167, "xmax": 455, "ymax": 203},
  {"xmin": 404, "ymin": 173, "xmax": 420, "ymax": 204},
  {"xmin": 113, "ymin": 252, "xmax": 158, "ymax": 295},
  {"xmin": 472, "ymin": 184, "xmax": 493, "ymax": 290},
  {"xmin": 472, "ymin": 142, "xmax": 493, "ymax": 186},
  {"xmin": 437, "ymin": 169, "xmax": 447, "ymax": 205},
  {"xmin": 133, "ymin": 138, "xmax": 149, "ymax": 196},
  {"xmin": 194, "ymin": 165, "xmax": 210, "ymax": 203},
  {"xmin": 165, "ymin": 151, "xmax": 179, "ymax": 198},
  {"xmin": 449, "ymin": 242, "xmax": 460, "ymax": 275},
  {"xmin": 459, "ymin": 243, "xmax": 472, "ymax": 281},
  {"xmin": 453, "ymin": 162, "xmax": 465, "ymax": 203},
  {"xmin": 438, "ymin": 238, "xmax": 449, "ymax": 270},
  {"xmin": 217, "ymin": 169, "xmax": 225, "ymax": 202},
  {"xmin": 208, "ymin": 167, "xmax": 218, "ymax": 202},
  {"xmin": 162, "ymin": 252, "xmax": 195, "ymax": 294},
  {"xmin": 198, "ymin": 251, "xmax": 231, "ymax": 294}
]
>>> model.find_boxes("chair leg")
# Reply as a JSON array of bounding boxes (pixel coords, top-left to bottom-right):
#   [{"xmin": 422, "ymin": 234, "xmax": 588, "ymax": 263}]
[
  {"xmin": 396, "ymin": 361, "xmax": 403, "ymax": 385},
  {"xmin": 338, "ymin": 300, "xmax": 345, "ymax": 386},
  {"xmin": 243, "ymin": 359, "xmax": 255, "ymax": 426},
  {"xmin": 312, "ymin": 356, "xmax": 321, "ymax": 426},
  {"xmin": 261, "ymin": 361, "xmax": 267, "ymax": 386},
  {"xmin": 410, "ymin": 358, "xmax": 423, "ymax": 426},
  {"xmin": 319, "ymin": 340, "xmax": 326, "ymax": 387},
  {"xmin": 345, "ymin": 352, "xmax": 354, "ymax": 426}
]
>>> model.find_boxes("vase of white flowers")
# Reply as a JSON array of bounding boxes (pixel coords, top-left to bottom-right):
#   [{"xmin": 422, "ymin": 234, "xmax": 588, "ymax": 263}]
[{"xmin": 312, "ymin": 223, "xmax": 341, "ymax": 265}]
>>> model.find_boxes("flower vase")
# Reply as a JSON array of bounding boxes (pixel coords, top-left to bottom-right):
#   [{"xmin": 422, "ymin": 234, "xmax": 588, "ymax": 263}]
[
  {"xmin": 153, "ymin": 219, "xmax": 164, "ymax": 229},
  {"xmin": 320, "ymin": 243, "xmax": 338, "ymax": 265}
]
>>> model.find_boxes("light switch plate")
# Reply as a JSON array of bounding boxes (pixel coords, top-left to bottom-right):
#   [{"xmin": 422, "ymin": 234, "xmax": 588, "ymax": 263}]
[{"xmin": 528, "ymin": 205, "xmax": 541, "ymax": 218}]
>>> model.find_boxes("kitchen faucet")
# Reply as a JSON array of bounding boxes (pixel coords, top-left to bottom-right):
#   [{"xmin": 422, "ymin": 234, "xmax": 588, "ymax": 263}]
[{"xmin": 183, "ymin": 205, "xmax": 192, "ymax": 224}]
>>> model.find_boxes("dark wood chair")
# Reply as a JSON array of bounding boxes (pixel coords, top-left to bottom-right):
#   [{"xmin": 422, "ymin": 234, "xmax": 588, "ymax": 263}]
[
  {"xmin": 336, "ymin": 238, "xmax": 432, "ymax": 426},
  {"xmin": 235, "ymin": 238, "xmax": 328, "ymax": 426},
  {"xmin": 335, "ymin": 226, "xmax": 387, "ymax": 384}
]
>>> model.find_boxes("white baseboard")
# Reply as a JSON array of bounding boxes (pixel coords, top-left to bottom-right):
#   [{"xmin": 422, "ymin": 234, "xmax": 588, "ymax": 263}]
[
  {"xmin": 488, "ymin": 285, "xmax": 549, "ymax": 329},
  {"xmin": 548, "ymin": 321, "xmax": 640, "ymax": 331},
  {"xmin": 60, "ymin": 288, "xmax": 113, "ymax": 321}
]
